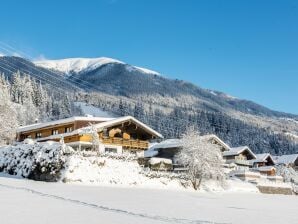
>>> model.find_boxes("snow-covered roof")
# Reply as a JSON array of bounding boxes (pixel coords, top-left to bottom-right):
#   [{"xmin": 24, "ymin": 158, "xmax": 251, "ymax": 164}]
[
  {"xmin": 249, "ymin": 153, "xmax": 275, "ymax": 165},
  {"xmin": 257, "ymin": 166, "xmax": 276, "ymax": 172},
  {"xmin": 144, "ymin": 148, "xmax": 159, "ymax": 158},
  {"xmin": 17, "ymin": 116, "xmax": 114, "ymax": 133},
  {"xmin": 148, "ymin": 139, "xmax": 182, "ymax": 151},
  {"xmin": 88, "ymin": 116, "xmax": 163, "ymax": 139},
  {"xmin": 223, "ymin": 146, "xmax": 257, "ymax": 159},
  {"xmin": 19, "ymin": 116, "xmax": 162, "ymax": 143},
  {"xmin": 275, "ymin": 154, "xmax": 298, "ymax": 165},
  {"xmin": 201, "ymin": 134, "xmax": 230, "ymax": 151},
  {"xmin": 21, "ymin": 116, "xmax": 162, "ymax": 140},
  {"xmin": 148, "ymin": 134, "xmax": 230, "ymax": 152}
]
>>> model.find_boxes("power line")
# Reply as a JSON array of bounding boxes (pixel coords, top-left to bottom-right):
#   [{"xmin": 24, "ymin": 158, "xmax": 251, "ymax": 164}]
[
  {"xmin": 0, "ymin": 50, "xmax": 81, "ymax": 92},
  {"xmin": 0, "ymin": 44, "xmax": 107, "ymax": 93},
  {"xmin": 0, "ymin": 62, "xmax": 72, "ymax": 95}
]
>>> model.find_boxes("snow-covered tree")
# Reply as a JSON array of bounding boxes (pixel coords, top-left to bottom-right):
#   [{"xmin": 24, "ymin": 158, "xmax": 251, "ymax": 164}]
[
  {"xmin": 0, "ymin": 77, "xmax": 18, "ymax": 144},
  {"xmin": 86, "ymin": 123, "xmax": 101, "ymax": 151},
  {"xmin": 175, "ymin": 127, "xmax": 224, "ymax": 190}
]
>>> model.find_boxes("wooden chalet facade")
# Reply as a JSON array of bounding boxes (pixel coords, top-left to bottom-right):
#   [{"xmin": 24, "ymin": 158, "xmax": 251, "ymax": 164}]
[
  {"xmin": 257, "ymin": 166, "xmax": 276, "ymax": 176},
  {"xmin": 16, "ymin": 116, "xmax": 163, "ymax": 153},
  {"xmin": 223, "ymin": 146, "xmax": 257, "ymax": 168}
]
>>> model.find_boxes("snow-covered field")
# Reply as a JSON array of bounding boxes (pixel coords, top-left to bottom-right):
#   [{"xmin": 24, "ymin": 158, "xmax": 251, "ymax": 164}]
[
  {"xmin": 0, "ymin": 174, "xmax": 297, "ymax": 224},
  {"xmin": 74, "ymin": 102, "xmax": 116, "ymax": 118}
]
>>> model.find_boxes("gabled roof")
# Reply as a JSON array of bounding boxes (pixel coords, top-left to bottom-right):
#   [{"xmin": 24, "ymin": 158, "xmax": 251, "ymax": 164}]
[
  {"xmin": 222, "ymin": 146, "xmax": 257, "ymax": 159},
  {"xmin": 250, "ymin": 153, "xmax": 275, "ymax": 165},
  {"xmin": 275, "ymin": 154, "xmax": 298, "ymax": 165},
  {"xmin": 82, "ymin": 116, "xmax": 163, "ymax": 138},
  {"xmin": 18, "ymin": 116, "xmax": 162, "ymax": 140},
  {"xmin": 17, "ymin": 116, "xmax": 114, "ymax": 133},
  {"xmin": 201, "ymin": 134, "xmax": 230, "ymax": 151}
]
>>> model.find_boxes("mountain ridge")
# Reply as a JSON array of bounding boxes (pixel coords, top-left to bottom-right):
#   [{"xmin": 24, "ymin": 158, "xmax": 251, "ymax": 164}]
[
  {"xmin": 34, "ymin": 57, "xmax": 160, "ymax": 76},
  {"xmin": 0, "ymin": 56, "xmax": 297, "ymax": 154},
  {"xmin": 34, "ymin": 57, "xmax": 297, "ymax": 118}
]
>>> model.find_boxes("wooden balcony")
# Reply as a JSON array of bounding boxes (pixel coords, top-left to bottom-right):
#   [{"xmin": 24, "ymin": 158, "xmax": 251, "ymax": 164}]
[{"xmin": 101, "ymin": 137, "xmax": 149, "ymax": 150}]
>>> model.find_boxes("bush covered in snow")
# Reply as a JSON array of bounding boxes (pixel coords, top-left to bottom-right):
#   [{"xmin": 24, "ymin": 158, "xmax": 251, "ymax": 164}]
[{"xmin": 0, "ymin": 141, "xmax": 73, "ymax": 181}]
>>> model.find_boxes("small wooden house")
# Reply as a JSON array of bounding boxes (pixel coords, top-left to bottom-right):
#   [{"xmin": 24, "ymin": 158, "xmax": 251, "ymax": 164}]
[
  {"xmin": 249, "ymin": 153, "xmax": 276, "ymax": 168},
  {"xmin": 16, "ymin": 116, "xmax": 163, "ymax": 154},
  {"xmin": 274, "ymin": 154, "xmax": 298, "ymax": 170},
  {"xmin": 146, "ymin": 138, "xmax": 182, "ymax": 160},
  {"xmin": 257, "ymin": 166, "xmax": 276, "ymax": 176},
  {"xmin": 145, "ymin": 134, "xmax": 230, "ymax": 161},
  {"xmin": 223, "ymin": 146, "xmax": 256, "ymax": 168}
]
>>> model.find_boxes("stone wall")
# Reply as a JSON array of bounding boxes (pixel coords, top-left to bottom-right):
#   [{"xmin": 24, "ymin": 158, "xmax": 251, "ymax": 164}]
[{"xmin": 257, "ymin": 185, "xmax": 293, "ymax": 195}]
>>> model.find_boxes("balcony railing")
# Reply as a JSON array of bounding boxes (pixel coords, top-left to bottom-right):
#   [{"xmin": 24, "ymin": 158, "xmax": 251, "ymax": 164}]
[{"xmin": 101, "ymin": 137, "xmax": 149, "ymax": 149}]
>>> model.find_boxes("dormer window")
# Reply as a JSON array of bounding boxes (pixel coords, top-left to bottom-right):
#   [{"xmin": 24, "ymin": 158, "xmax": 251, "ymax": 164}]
[
  {"xmin": 52, "ymin": 130, "xmax": 59, "ymax": 135},
  {"xmin": 65, "ymin": 127, "xmax": 73, "ymax": 133}
]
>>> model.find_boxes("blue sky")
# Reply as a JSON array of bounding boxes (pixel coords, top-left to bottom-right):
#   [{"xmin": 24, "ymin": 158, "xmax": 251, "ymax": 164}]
[{"xmin": 0, "ymin": 0, "xmax": 297, "ymax": 114}]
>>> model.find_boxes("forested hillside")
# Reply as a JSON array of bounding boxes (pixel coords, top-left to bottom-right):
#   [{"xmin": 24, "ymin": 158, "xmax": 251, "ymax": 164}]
[
  {"xmin": 0, "ymin": 56, "xmax": 297, "ymax": 155},
  {"xmin": 0, "ymin": 73, "xmax": 81, "ymax": 144}
]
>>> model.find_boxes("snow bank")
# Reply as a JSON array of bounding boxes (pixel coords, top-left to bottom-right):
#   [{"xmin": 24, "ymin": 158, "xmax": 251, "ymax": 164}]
[
  {"xmin": 61, "ymin": 154, "xmax": 188, "ymax": 190},
  {"xmin": 60, "ymin": 152, "xmax": 258, "ymax": 193},
  {"xmin": 0, "ymin": 143, "xmax": 260, "ymax": 193},
  {"xmin": 74, "ymin": 102, "xmax": 115, "ymax": 118}
]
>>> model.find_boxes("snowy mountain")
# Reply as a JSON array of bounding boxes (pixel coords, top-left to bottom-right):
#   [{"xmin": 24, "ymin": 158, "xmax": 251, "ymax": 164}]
[
  {"xmin": 0, "ymin": 56, "xmax": 298, "ymax": 155},
  {"xmin": 34, "ymin": 57, "xmax": 160, "ymax": 76}
]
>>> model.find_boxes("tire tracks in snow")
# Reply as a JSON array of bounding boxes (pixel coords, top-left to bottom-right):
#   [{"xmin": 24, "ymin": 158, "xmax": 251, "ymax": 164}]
[{"xmin": 0, "ymin": 182, "xmax": 229, "ymax": 224}]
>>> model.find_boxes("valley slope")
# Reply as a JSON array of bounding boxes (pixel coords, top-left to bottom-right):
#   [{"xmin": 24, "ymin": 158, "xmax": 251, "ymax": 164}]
[{"xmin": 0, "ymin": 56, "xmax": 297, "ymax": 154}]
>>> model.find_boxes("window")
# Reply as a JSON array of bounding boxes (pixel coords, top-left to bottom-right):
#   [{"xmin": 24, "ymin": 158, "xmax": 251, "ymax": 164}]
[
  {"xmin": 65, "ymin": 127, "xmax": 73, "ymax": 133},
  {"xmin": 105, "ymin": 147, "xmax": 117, "ymax": 154},
  {"xmin": 52, "ymin": 130, "xmax": 59, "ymax": 135},
  {"xmin": 36, "ymin": 132, "xmax": 42, "ymax": 138}
]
